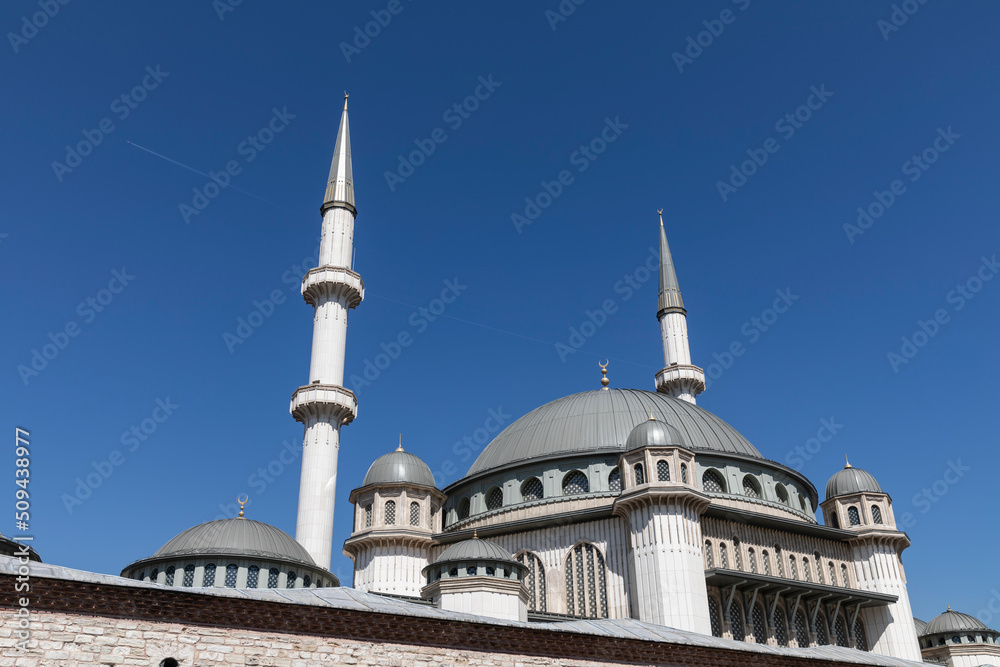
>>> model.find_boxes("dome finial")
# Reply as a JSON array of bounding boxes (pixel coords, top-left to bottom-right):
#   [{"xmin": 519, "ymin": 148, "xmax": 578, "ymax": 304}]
[
  {"xmin": 473, "ymin": 528, "xmax": 479, "ymax": 539},
  {"xmin": 599, "ymin": 359, "xmax": 610, "ymax": 389},
  {"xmin": 947, "ymin": 604, "xmax": 952, "ymax": 612},
  {"xmin": 397, "ymin": 433, "xmax": 404, "ymax": 452},
  {"xmin": 649, "ymin": 407, "xmax": 656, "ymax": 421},
  {"xmin": 845, "ymin": 456, "xmax": 852, "ymax": 469},
  {"xmin": 658, "ymin": 208, "xmax": 664, "ymax": 226},
  {"xmin": 237, "ymin": 495, "xmax": 248, "ymax": 519}
]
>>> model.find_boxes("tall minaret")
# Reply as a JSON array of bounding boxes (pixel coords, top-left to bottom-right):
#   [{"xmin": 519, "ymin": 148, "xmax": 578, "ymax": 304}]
[
  {"xmin": 292, "ymin": 93, "xmax": 364, "ymax": 570},
  {"xmin": 654, "ymin": 210, "xmax": 705, "ymax": 404}
]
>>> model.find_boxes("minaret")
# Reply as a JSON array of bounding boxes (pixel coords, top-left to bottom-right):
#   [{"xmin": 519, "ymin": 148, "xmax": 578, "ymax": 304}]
[
  {"xmin": 653, "ymin": 210, "xmax": 705, "ymax": 404},
  {"xmin": 292, "ymin": 93, "xmax": 364, "ymax": 570}
]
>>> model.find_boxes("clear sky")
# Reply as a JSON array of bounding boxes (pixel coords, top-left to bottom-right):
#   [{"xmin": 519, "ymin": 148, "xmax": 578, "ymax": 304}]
[{"xmin": 3, "ymin": 0, "xmax": 999, "ymax": 624}]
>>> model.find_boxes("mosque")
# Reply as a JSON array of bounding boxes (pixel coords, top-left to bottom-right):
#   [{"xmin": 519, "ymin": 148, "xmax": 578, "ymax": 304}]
[{"xmin": 2, "ymin": 96, "xmax": 997, "ymax": 667}]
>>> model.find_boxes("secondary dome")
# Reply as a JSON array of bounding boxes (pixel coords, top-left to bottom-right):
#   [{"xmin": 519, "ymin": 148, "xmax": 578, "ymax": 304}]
[
  {"xmin": 363, "ymin": 447, "xmax": 436, "ymax": 487},
  {"xmin": 153, "ymin": 518, "xmax": 316, "ymax": 566},
  {"xmin": 825, "ymin": 462, "xmax": 883, "ymax": 500},
  {"xmin": 923, "ymin": 609, "xmax": 993, "ymax": 636},
  {"xmin": 625, "ymin": 416, "xmax": 686, "ymax": 451},
  {"xmin": 467, "ymin": 389, "xmax": 761, "ymax": 476},
  {"xmin": 435, "ymin": 538, "xmax": 516, "ymax": 564}
]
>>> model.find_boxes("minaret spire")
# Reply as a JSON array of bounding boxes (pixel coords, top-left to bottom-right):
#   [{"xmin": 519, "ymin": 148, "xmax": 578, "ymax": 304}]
[
  {"xmin": 653, "ymin": 209, "xmax": 705, "ymax": 404},
  {"xmin": 292, "ymin": 94, "xmax": 365, "ymax": 570}
]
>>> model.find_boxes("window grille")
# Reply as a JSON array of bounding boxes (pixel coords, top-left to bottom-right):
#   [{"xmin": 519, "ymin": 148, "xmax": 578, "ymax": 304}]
[
  {"xmin": 733, "ymin": 539, "xmax": 743, "ymax": 570},
  {"xmin": 702, "ymin": 470, "xmax": 724, "ymax": 493},
  {"xmin": 720, "ymin": 543, "xmax": 729, "ymax": 569},
  {"xmin": 562, "ymin": 471, "xmax": 589, "ymax": 495},
  {"xmin": 871, "ymin": 505, "xmax": 883, "ymax": 524},
  {"xmin": 634, "ymin": 464, "xmax": 645, "ymax": 486},
  {"xmin": 752, "ymin": 604, "xmax": 768, "ymax": 644},
  {"xmin": 762, "ymin": 550, "xmax": 770, "ymax": 575},
  {"xmin": 608, "ymin": 468, "xmax": 621, "ymax": 493},
  {"xmin": 794, "ymin": 610, "xmax": 809, "ymax": 647},
  {"xmin": 776, "ymin": 484, "xmax": 789, "ymax": 504},
  {"xmin": 681, "ymin": 463, "xmax": 688, "ymax": 483},
  {"xmin": 709, "ymin": 597, "xmax": 722, "ymax": 637},
  {"xmin": 521, "ymin": 477, "xmax": 543, "ymax": 501},
  {"xmin": 848, "ymin": 506, "xmax": 861, "ymax": 525},
  {"xmin": 165, "ymin": 566, "xmax": 175, "ymax": 586},
  {"xmin": 267, "ymin": 568, "xmax": 279, "ymax": 588},
  {"xmin": 247, "ymin": 566, "xmax": 259, "ymax": 588},
  {"xmin": 774, "ymin": 609, "xmax": 788, "ymax": 646},
  {"xmin": 183, "ymin": 565, "xmax": 195, "ymax": 587},
  {"xmin": 225, "ymin": 564, "xmax": 238, "ymax": 588},
  {"xmin": 486, "ymin": 487, "xmax": 503, "ymax": 510},
  {"xmin": 814, "ymin": 611, "xmax": 828, "ymax": 645},
  {"xmin": 516, "ymin": 552, "xmax": 546, "ymax": 612},
  {"xmin": 203, "ymin": 564, "xmax": 216, "ymax": 587},
  {"xmin": 410, "ymin": 501, "xmax": 420, "ymax": 526},
  {"xmin": 286, "ymin": 571, "xmax": 296, "ymax": 589},
  {"xmin": 657, "ymin": 460, "xmax": 670, "ymax": 481},
  {"xmin": 748, "ymin": 548, "xmax": 757, "ymax": 573},
  {"xmin": 457, "ymin": 498, "xmax": 470, "ymax": 520},
  {"xmin": 853, "ymin": 618, "xmax": 868, "ymax": 651},
  {"xmin": 729, "ymin": 601, "xmax": 744, "ymax": 640},
  {"xmin": 564, "ymin": 543, "xmax": 607, "ymax": 618},
  {"xmin": 364, "ymin": 504, "xmax": 372, "ymax": 527},
  {"xmin": 835, "ymin": 614, "xmax": 849, "ymax": 647},
  {"xmin": 705, "ymin": 541, "xmax": 714, "ymax": 568},
  {"xmin": 743, "ymin": 475, "xmax": 760, "ymax": 498},
  {"xmin": 385, "ymin": 500, "xmax": 396, "ymax": 525}
]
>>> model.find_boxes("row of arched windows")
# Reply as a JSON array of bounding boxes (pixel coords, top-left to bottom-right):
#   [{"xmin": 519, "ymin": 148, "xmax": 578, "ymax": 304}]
[
  {"xmin": 362, "ymin": 500, "xmax": 423, "ymax": 527},
  {"xmin": 707, "ymin": 591, "xmax": 868, "ymax": 650},
  {"xmin": 701, "ymin": 470, "xmax": 810, "ymax": 513},
  {"xmin": 514, "ymin": 544, "xmax": 609, "ymax": 619},
  {"xmin": 135, "ymin": 564, "xmax": 320, "ymax": 589},
  {"xmin": 705, "ymin": 539, "xmax": 851, "ymax": 588},
  {"xmin": 830, "ymin": 504, "xmax": 884, "ymax": 529}
]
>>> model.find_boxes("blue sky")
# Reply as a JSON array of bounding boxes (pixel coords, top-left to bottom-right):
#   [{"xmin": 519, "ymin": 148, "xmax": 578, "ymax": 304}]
[{"xmin": 3, "ymin": 0, "xmax": 999, "ymax": 623}]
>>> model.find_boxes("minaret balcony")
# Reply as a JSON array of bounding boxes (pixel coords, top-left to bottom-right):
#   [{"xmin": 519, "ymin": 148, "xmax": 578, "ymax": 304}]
[
  {"xmin": 655, "ymin": 364, "xmax": 706, "ymax": 395},
  {"xmin": 302, "ymin": 266, "xmax": 364, "ymax": 308},
  {"xmin": 290, "ymin": 384, "xmax": 358, "ymax": 425}
]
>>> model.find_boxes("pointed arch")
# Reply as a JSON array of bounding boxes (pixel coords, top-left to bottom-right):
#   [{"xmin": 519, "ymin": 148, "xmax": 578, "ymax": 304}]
[
  {"xmin": 563, "ymin": 542, "xmax": 607, "ymax": 618},
  {"xmin": 515, "ymin": 551, "xmax": 546, "ymax": 613},
  {"xmin": 751, "ymin": 601, "xmax": 768, "ymax": 644},
  {"xmin": 708, "ymin": 595, "xmax": 723, "ymax": 637}
]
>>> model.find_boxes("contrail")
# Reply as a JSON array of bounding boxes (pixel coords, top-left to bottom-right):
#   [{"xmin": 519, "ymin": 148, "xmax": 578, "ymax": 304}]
[{"xmin": 127, "ymin": 140, "xmax": 286, "ymax": 209}]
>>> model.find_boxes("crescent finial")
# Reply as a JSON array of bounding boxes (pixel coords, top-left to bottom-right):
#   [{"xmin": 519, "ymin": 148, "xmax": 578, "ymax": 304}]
[{"xmin": 237, "ymin": 495, "xmax": 249, "ymax": 518}]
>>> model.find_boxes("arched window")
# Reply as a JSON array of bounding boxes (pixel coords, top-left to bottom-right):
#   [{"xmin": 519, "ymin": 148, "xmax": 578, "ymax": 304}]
[
  {"xmin": 151, "ymin": 568, "xmax": 159, "ymax": 583},
  {"xmin": 799, "ymin": 495, "xmax": 808, "ymax": 512},
  {"xmin": 705, "ymin": 540, "xmax": 714, "ymax": 568},
  {"xmin": 486, "ymin": 487, "xmax": 503, "ymax": 511},
  {"xmin": 136, "ymin": 571, "xmax": 145, "ymax": 582},
  {"xmin": 748, "ymin": 548, "xmax": 757, "ymax": 574},
  {"xmin": 709, "ymin": 597, "xmax": 722, "ymax": 637},
  {"xmin": 774, "ymin": 607, "xmax": 788, "ymax": 646},
  {"xmin": 182, "ymin": 564, "xmax": 195, "ymax": 587},
  {"xmin": 657, "ymin": 460, "xmax": 670, "ymax": 482},
  {"xmin": 467, "ymin": 566, "xmax": 478, "ymax": 576},
  {"xmin": 385, "ymin": 500, "xmax": 396, "ymax": 525},
  {"xmin": 802, "ymin": 557, "xmax": 811, "ymax": 582},
  {"xmin": 457, "ymin": 497, "xmax": 470, "ymax": 520},
  {"xmin": 762, "ymin": 550, "xmax": 771, "ymax": 575},
  {"xmin": 834, "ymin": 613, "xmax": 849, "ymax": 647},
  {"xmin": 830, "ymin": 512, "xmax": 840, "ymax": 529},
  {"xmin": 871, "ymin": 505, "xmax": 883, "ymax": 524},
  {"xmin": 789, "ymin": 556, "xmax": 797, "ymax": 580},
  {"xmin": 719, "ymin": 542, "xmax": 729, "ymax": 569},
  {"xmin": 203, "ymin": 564, "xmax": 216, "ymax": 587},
  {"xmin": 775, "ymin": 545, "xmax": 783, "ymax": 577},
  {"xmin": 521, "ymin": 477, "xmax": 543, "ymax": 501},
  {"xmin": 516, "ymin": 551, "xmax": 546, "ymax": 613},
  {"xmin": 814, "ymin": 610, "xmax": 828, "ymax": 645},
  {"xmin": 286, "ymin": 571, "xmax": 296, "ymax": 589},
  {"xmin": 729, "ymin": 600, "xmax": 744, "ymax": 640},
  {"xmin": 247, "ymin": 566, "xmax": 259, "ymax": 588},
  {"xmin": 794, "ymin": 610, "xmax": 809, "ymax": 647},
  {"xmin": 267, "ymin": 568, "xmax": 279, "ymax": 588},
  {"xmin": 225, "ymin": 564, "xmax": 238, "ymax": 588},
  {"xmin": 742, "ymin": 475, "xmax": 761, "ymax": 498},
  {"xmin": 564, "ymin": 543, "xmax": 608, "ymax": 618},
  {"xmin": 841, "ymin": 564, "xmax": 849, "ymax": 587},
  {"xmin": 562, "ymin": 471, "xmax": 589, "ymax": 495},
  {"xmin": 702, "ymin": 469, "xmax": 726, "ymax": 493},
  {"xmin": 733, "ymin": 538, "xmax": 743, "ymax": 570},
  {"xmin": 364, "ymin": 504, "xmax": 372, "ymax": 527},
  {"xmin": 608, "ymin": 468, "xmax": 621, "ymax": 493},
  {"xmin": 848, "ymin": 506, "xmax": 860, "ymax": 526},
  {"xmin": 409, "ymin": 501, "xmax": 420, "ymax": 526},
  {"xmin": 681, "ymin": 463, "xmax": 688, "ymax": 484},
  {"xmin": 303, "ymin": 575, "xmax": 311, "ymax": 588},
  {"xmin": 634, "ymin": 463, "xmax": 645, "ymax": 486},
  {"xmin": 815, "ymin": 554, "xmax": 824, "ymax": 583},
  {"xmin": 165, "ymin": 566, "xmax": 175, "ymax": 586},
  {"xmin": 775, "ymin": 483, "xmax": 789, "ymax": 504},
  {"xmin": 751, "ymin": 603, "xmax": 768, "ymax": 644},
  {"xmin": 853, "ymin": 618, "xmax": 868, "ymax": 651},
  {"xmin": 828, "ymin": 562, "xmax": 837, "ymax": 586}
]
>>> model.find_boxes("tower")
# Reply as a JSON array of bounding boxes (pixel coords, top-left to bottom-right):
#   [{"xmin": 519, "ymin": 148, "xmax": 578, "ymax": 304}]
[
  {"xmin": 822, "ymin": 462, "xmax": 922, "ymax": 661},
  {"xmin": 292, "ymin": 94, "xmax": 364, "ymax": 570},
  {"xmin": 653, "ymin": 211, "xmax": 705, "ymax": 404}
]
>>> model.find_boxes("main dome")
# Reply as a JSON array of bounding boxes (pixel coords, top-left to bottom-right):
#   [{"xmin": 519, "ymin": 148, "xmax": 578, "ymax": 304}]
[{"xmin": 467, "ymin": 389, "xmax": 762, "ymax": 476}]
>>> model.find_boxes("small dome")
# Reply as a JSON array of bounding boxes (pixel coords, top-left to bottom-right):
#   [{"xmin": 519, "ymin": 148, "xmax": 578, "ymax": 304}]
[
  {"xmin": 435, "ymin": 538, "xmax": 516, "ymax": 564},
  {"xmin": 923, "ymin": 609, "xmax": 994, "ymax": 636},
  {"xmin": 363, "ymin": 447, "xmax": 436, "ymax": 487},
  {"xmin": 153, "ymin": 518, "xmax": 315, "ymax": 566},
  {"xmin": 913, "ymin": 617, "xmax": 928, "ymax": 636},
  {"xmin": 825, "ymin": 462, "xmax": 882, "ymax": 500},
  {"xmin": 625, "ymin": 416, "xmax": 686, "ymax": 451}
]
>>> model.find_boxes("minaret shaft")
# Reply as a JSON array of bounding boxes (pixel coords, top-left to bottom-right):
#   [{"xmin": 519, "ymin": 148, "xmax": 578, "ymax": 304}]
[{"xmin": 293, "ymin": 95, "xmax": 361, "ymax": 571}]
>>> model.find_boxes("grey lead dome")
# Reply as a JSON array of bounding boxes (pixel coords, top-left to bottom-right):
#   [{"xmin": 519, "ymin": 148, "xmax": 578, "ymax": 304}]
[
  {"xmin": 435, "ymin": 538, "xmax": 516, "ymax": 564},
  {"xmin": 923, "ymin": 610, "xmax": 993, "ymax": 636},
  {"xmin": 153, "ymin": 518, "xmax": 316, "ymax": 566},
  {"xmin": 625, "ymin": 417, "xmax": 687, "ymax": 451},
  {"xmin": 468, "ymin": 388, "xmax": 761, "ymax": 476},
  {"xmin": 825, "ymin": 465, "xmax": 883, "ymax": 500},
  {"xmin": 362, "ymin": 449, "xmax": 436, "ymax": 488}
]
